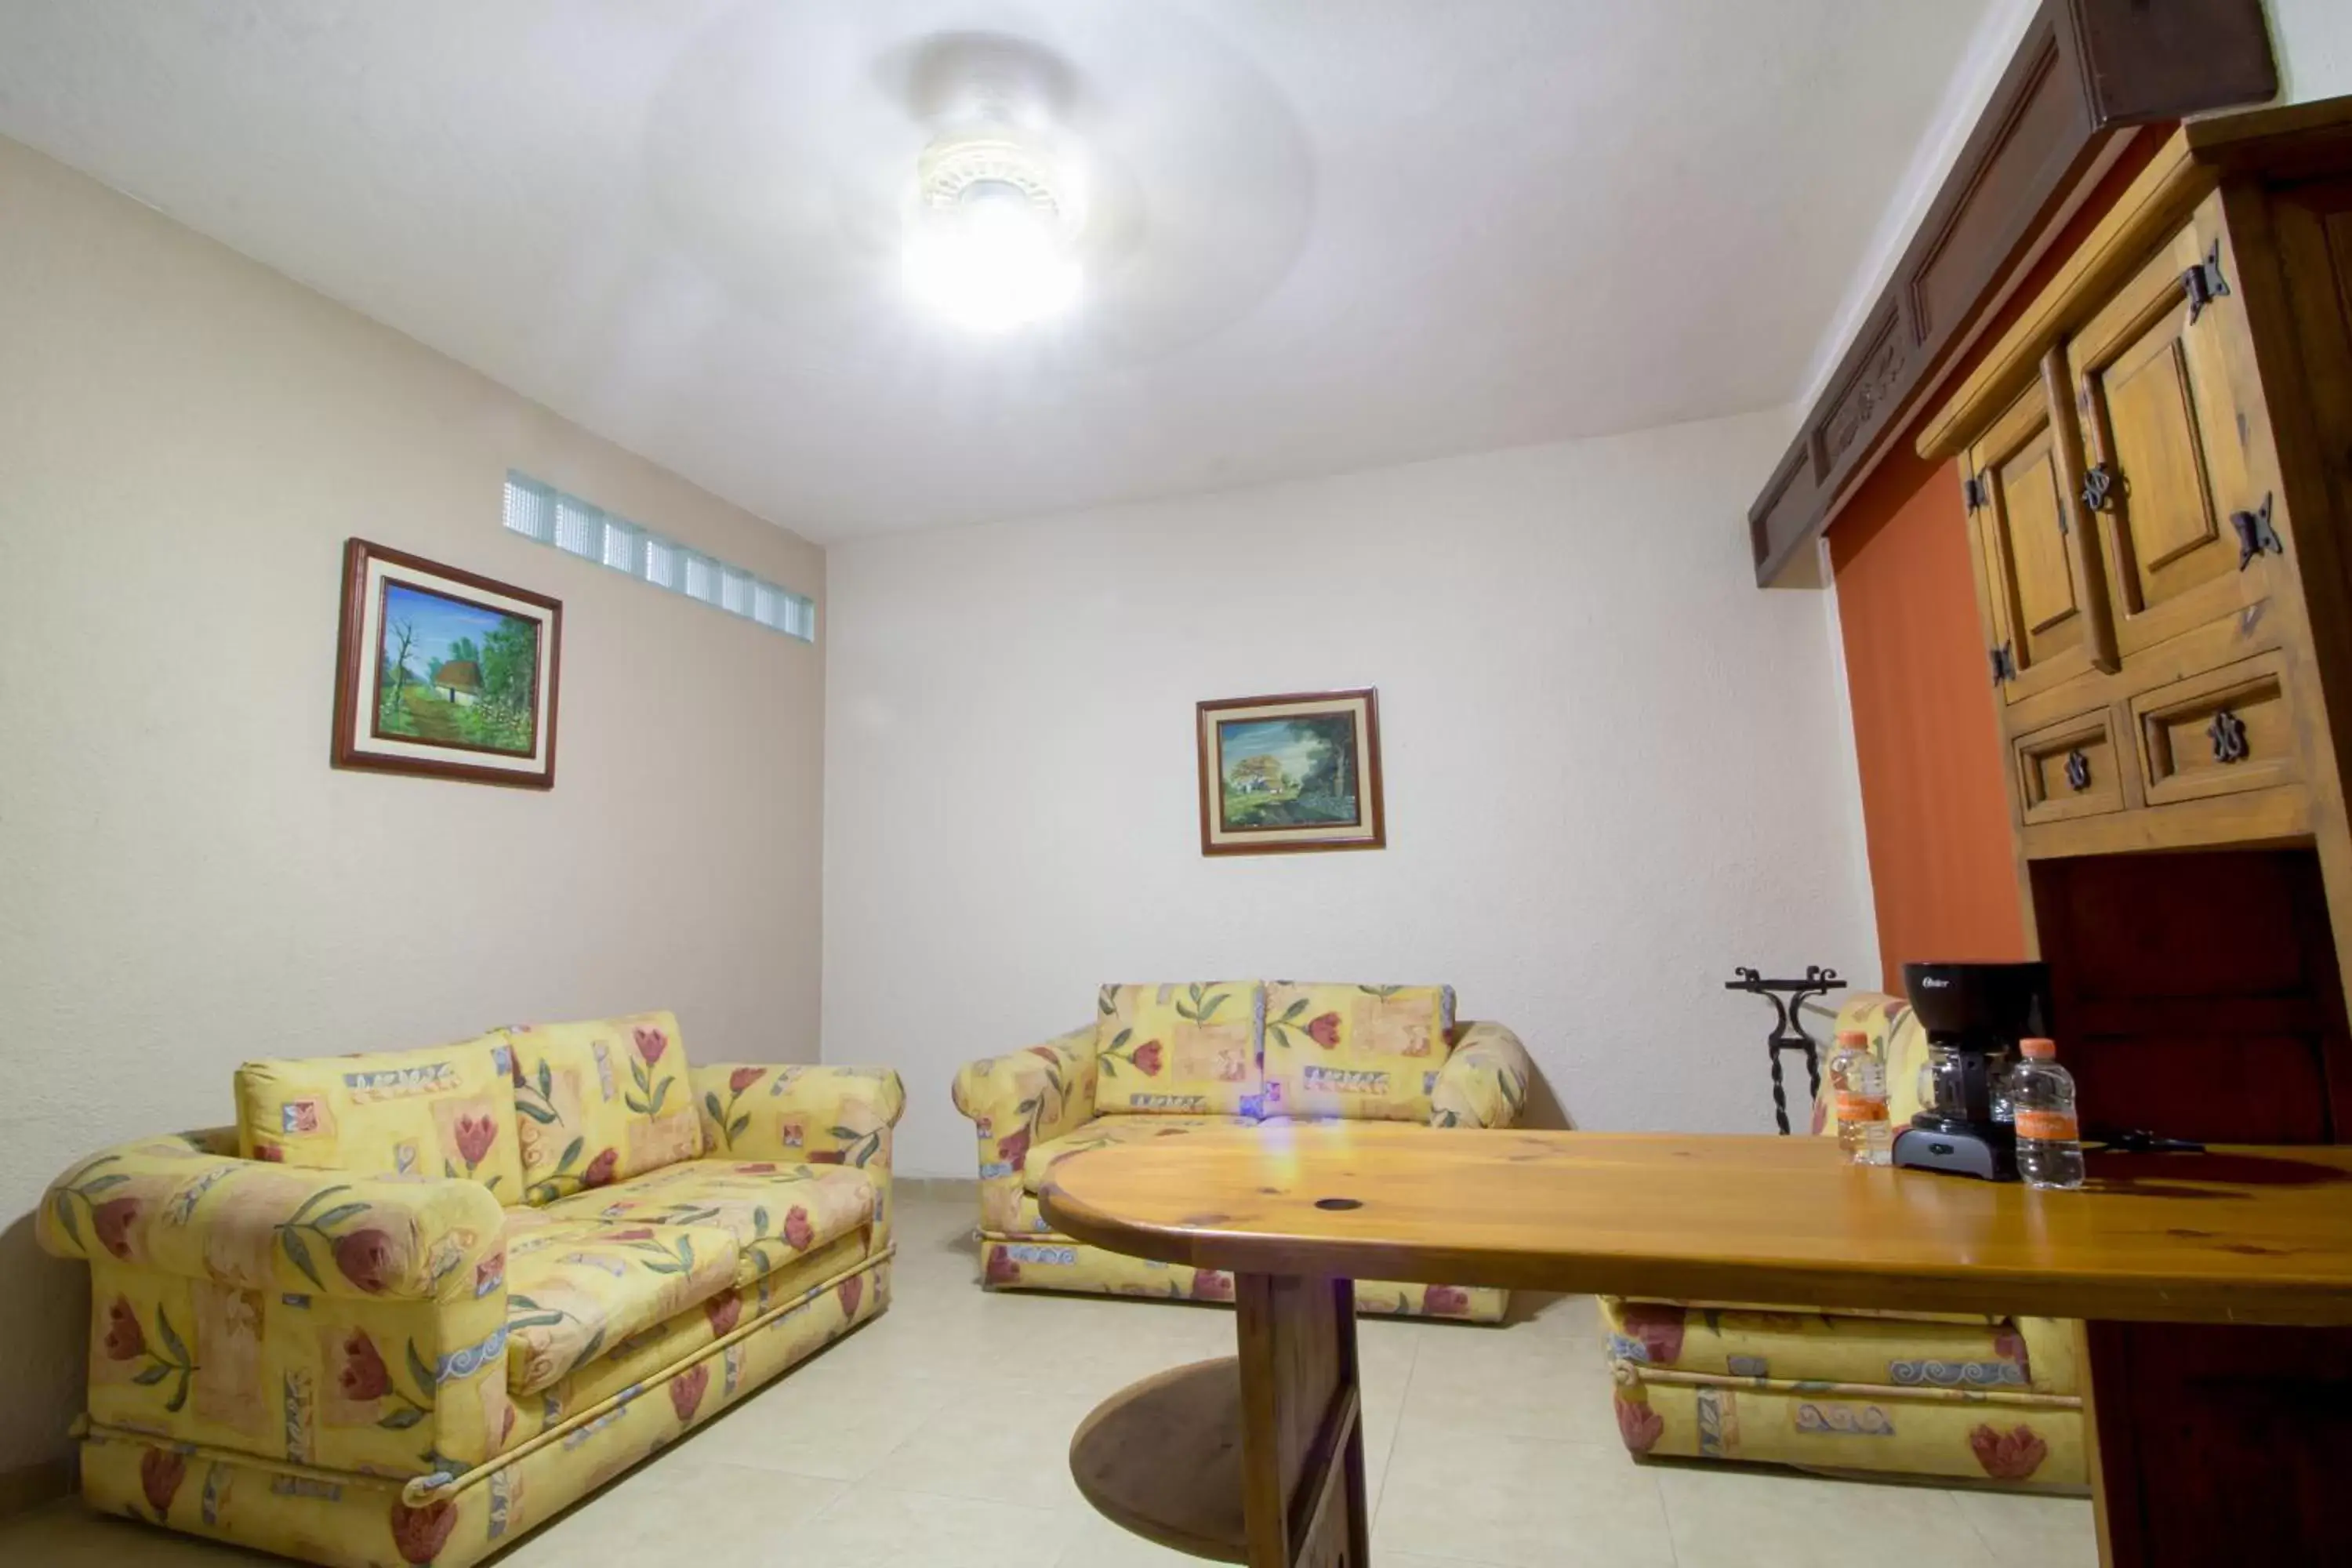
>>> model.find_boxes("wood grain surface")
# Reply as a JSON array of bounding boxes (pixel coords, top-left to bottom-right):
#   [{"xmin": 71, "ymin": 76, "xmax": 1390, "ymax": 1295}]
[
  {"xmin": 1069, "ymin": 1358, "xmax": 1248, "ymax": 1563},
  {"xmin": 1039, "ymin": 1123, "xmax": 2352, "ymax": 1327}
]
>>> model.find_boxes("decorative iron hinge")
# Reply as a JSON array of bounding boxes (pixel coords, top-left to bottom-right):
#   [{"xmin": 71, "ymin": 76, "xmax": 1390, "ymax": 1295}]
[
  {"xmin": 1990, "ymin": 642, "xmax": 2017, "ymax": 686},
  {"xmin": 2232, "ymin": 493, "xmax": 2282, "ymax": 569},
  {"xmin": 2080, "ymin": 463, "xmax": 2118, "ymax": 513},
  {"xmin": 2209, "ymin": 710, "xmax": 2250, "ymax": 764},
  {"xmin": 2065, "ymin": 750, "xmax": 2092, "ymax": 793},
  {"xmin": 1962, "ymin": 473, "xmax": 1989, "ymax": 512},
  {"xmin": 2183, "ymin": 242, "xmax": 2231, "ymax": 324}
]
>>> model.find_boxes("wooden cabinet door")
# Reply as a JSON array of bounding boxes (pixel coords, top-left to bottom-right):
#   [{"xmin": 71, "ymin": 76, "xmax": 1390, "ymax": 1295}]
[
  {"xmin": 1966, "ymin": 368, "xmax": 2109, "ymax": 705},
  {"xmin": 2071, "ymin": 195, "xmax": 2275, "ymax": 662}
]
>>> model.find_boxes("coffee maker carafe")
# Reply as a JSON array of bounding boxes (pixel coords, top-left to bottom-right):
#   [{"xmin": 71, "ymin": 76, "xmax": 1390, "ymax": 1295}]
[{"xmin": 1893, "ymin": 960, "xmax": 2052, "ymax": 1181}]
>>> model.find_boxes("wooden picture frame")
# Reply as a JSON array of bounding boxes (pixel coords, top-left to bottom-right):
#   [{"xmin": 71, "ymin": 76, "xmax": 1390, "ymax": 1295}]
[
  {"xmin": 331, "ymin": 538, "xmax": 564, "ymax": 789},
  {"xmin": 1196, "ymin": 688, "xmax": 1384, "ymax": 855}
]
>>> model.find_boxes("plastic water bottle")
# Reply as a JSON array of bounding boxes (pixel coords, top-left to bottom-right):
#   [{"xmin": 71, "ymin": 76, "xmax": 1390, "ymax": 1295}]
[
  {"xmin": 2009, "ymin": 1036, "xmax": 2085, "ymax": 1189},
  {"xmin": 1828, "ymin": 1029, "xmax": 1892, "ymax": 1166}
]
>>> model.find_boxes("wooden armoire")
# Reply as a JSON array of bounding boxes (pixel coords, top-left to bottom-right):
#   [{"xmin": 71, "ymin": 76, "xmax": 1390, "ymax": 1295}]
[{"xmin": 1917, "ymin": 99, "xmax": 2352, "ymax": 1566}]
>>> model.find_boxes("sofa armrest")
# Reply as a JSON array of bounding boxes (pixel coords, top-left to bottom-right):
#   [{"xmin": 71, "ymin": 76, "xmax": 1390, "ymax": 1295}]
[
  {"xmin": 952, "ymin": 1024, "xmax": 1099, "ymax": 1233},
  {"xmin": 696, "ymin": 1063, "xmax": 905, "ymax": 1248},
  {"xmin": 39, "ymin": 1133, "xmax": 504, "ymax": 1302},
  {"xmin": 42, "ymin": 1134, "xmax": 515, "ymax": 1475},
  {"xmin": 1431, "ymin": 1022, "xmax": 1533, "ymax": 1129},
  {"xmin": 696, "ymin": 1063, "xmax": 906, "ymax": 1168}
]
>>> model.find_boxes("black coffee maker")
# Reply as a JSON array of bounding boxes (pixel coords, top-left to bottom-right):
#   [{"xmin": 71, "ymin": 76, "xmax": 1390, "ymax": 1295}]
[{"xmin": 1892, "ymin": 960, "xmax": 2053, "ymax": 1181}]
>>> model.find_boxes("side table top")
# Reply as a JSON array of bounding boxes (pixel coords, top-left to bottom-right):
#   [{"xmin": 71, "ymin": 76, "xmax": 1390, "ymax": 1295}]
[{"xmin": 1038, "ymin": 1123, "xmax": 2352, "ymax": 1327}]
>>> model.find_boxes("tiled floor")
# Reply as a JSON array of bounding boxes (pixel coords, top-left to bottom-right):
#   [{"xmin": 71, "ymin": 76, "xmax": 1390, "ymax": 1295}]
[{"xmin": 0, "ymin": 1190, "xmax": 2098, "ymax": 1566}]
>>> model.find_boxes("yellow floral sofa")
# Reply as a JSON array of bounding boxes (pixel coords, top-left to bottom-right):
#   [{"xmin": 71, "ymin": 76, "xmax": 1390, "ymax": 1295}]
[
  {"xmin": 951, "ymin": 981, "xmax": 1533, "ymax": 1322},
  {"xmin": 38, "ymin": 1011, "xmax": 904, "ymax": 1567},
  {"xmin": 1602, "ymin": 993, "xmax": 2086, "ymax": 1489}
]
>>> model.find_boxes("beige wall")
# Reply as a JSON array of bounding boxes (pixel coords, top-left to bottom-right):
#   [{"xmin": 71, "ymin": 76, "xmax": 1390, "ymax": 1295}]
[
  {"xmin": 822, "ymin": 411, "xmax": 1881, "ymax": 1178},
  {"xmin": 0, "ymin": 136, "xmax": 826, "ymax": 1475}
]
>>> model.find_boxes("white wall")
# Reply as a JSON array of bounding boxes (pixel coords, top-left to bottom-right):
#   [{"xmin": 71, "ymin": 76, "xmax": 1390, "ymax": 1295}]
[
  {"xmin": 1806, "ymin": 0, "xmax": 2352, "ymax": 415},
  {"xmin": 2270, "ymin": 0, "xmax": 2352, "ymax": 101},
  {"xmin": 0, "ymin": 136, "xmax": 827, "ymax": 1478},
  {"xmin": 822, "ymin": 412, "xmax": 1882, "ymax": 1178}
]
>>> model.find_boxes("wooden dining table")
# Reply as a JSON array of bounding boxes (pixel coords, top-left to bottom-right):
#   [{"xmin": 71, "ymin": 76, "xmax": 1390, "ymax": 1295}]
[{"xmin": 1039, "ymin": 1123, "xmax": 2352, "ymax": 1568}]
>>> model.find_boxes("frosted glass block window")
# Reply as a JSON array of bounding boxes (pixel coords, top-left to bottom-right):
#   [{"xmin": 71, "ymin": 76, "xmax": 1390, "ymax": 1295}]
[
  {"xmin": 641, "ymin": 534, "xmax": 681, "ymax": 593},
  {"xmin": 554, "ymin": 495, "xmax": 604, "ymax": 561},
  {"xmin": 500, "ymin": 471, "xmax": 813, "ymax": 643},
  {"xmin": 601, "ymin": 518, "xmax": 644, "ymax": 576},
  {"xmin": 681, "ymin": 550, "xmax": 721, "ymax": 605},
  {"xmin": 720, "ymin": 565, "xmax": 755, "ymax": 617},
  {"xmin": 503, "ymin": 473, "xmax": 557, "ymax": 543},
  {"xmin": 757, "ymin": 584, "xmax": 816, "ymax": 639}
]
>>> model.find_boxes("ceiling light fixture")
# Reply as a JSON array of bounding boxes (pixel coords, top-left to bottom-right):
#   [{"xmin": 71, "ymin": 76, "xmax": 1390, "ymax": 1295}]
[{"xmin": 903, "ymin": 134, "xmax": 1082, "ymax": 332}]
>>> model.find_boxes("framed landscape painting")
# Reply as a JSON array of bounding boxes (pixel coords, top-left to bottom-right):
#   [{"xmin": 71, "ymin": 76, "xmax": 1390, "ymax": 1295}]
[
  {"xmin": 1197, "ymin": 688, "xmax": 1384, "ymax": 855},
  {"xmin": 331, "ymin": 539, "xmax": 563, "ymax": 788}
]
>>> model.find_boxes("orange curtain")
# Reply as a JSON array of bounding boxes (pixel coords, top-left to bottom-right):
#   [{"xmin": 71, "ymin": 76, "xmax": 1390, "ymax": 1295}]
[{"xmin": 1831, "ymin": 469, "xmax": 2027, "ymax": 991}]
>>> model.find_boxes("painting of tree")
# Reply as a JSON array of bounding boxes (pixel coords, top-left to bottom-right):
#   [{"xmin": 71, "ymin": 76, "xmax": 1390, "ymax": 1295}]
[
  {"xmin": 334, "ymin": 539, "xmax": 563, "ymax": 788},
  {"xmin": 1198, "ymin": 691, "xmax": 1382, "ymax": 855},
  {"xmin": 364, "ymin": 576, "xmax": 543, "ymax": 757}
]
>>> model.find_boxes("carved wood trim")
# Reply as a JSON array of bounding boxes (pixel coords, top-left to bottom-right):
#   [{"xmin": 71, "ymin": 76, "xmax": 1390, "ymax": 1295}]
[{"xmin": 1747, "ymin": 0, "xmax": 2275, "ymax": 586}]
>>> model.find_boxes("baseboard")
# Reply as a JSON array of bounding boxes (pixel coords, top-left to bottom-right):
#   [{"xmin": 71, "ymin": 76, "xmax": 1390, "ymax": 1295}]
[
  {"xmin": 0, "ymin": 1456, "xmax": 73, "ymax": 1519},
  {"xmin": 898, "ymin": 1176, "xmax": 978, "ymax": 1202}
]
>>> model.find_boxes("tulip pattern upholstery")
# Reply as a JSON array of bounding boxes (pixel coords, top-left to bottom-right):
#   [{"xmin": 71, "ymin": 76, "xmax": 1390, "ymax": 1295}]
[
  {"xmin": 40, "ymin": 1016, "xmax": 904, "ymax": 1567},
  {"xmin": 952, "ymin": 980, "xmax": 1532, "ymax": 1322},
  {"xmin": 1601, "ymin": 993, "xmax": 2088, "ymax": 1488}
]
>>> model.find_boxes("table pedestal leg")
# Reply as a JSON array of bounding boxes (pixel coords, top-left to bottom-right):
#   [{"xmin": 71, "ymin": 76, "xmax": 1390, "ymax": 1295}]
[{"xmin": 1236, "ymin": 1273, "xmax": 1368, "ymax": 1568}]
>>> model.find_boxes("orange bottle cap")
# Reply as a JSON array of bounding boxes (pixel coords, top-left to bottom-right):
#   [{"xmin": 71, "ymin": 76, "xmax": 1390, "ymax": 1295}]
[
  {"xmin": 2020, "ymin": 1036, "xmax": 2057, "ymax": 1060},
  {"xmin": 1835, "ymin": 1030, "xmax": 1869, "ymax": 1047}
]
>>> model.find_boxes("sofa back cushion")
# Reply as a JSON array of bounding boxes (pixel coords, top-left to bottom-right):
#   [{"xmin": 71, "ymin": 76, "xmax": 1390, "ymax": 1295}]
[
  {"xmin": 1094, "ymin": 982, "xmax": 1266, "ymax": 1116},
  {"xmin": 502, "ymin": 1010, "xmax": 703, "ymax": 1203},
  {"xmin": 234, "ymin": 1034, "xmax": 526, "ymax": 1200},
  {"xmin": 1262, "ymin": 982, "xmax": 1456, "ymax": 1122}
]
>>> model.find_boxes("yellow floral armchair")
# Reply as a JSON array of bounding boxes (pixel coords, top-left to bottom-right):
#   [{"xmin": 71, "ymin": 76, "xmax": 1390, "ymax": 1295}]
[
  {"xmin": 951, "ymin": 981, "xmax": 1534, "ymax": 1322},
  {"xmin": 40, "ymin": 1015, "xmax": 905, "ymax": 1568},
  {"xmin": 1601, "ymin": 994, "xmax": 2087, "ymax": 1489}
]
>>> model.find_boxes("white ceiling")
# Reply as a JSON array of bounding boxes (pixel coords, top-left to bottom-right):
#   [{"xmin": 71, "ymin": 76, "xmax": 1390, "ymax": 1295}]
[{"xmin": 0, "ymin": 1, "xmax": 1996, "ymax": 543}]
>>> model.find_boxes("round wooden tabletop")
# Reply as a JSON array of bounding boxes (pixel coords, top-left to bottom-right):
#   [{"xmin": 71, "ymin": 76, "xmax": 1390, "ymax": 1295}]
[
  {"xmin": 1068, "ymin": 1356, "xmax": 1247, "ymax": 1563},
  {"xmin": 1040, "ymin": 1122, "xmax": 2352, "ymax": 1326}
]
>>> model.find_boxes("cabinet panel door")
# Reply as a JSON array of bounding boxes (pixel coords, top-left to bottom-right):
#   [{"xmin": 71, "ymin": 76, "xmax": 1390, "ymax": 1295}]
[
  {"xmin": 2103, "ymin": 328, "xmax": 2222, "ymax": 580},
  {"xmin": 2001, "ymin": 434, "xmax": 2080, "ymax": 644},
  {"xmin": 1969, "ymin": 376, "xmax": 2105, "ymax": 704},
  {"xmin": 2071, "ymin": 197, "xmax": 2270, "ymax": 660}
]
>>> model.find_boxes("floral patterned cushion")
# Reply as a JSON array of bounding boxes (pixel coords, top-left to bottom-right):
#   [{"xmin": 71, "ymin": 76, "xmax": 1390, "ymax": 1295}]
[
  {"xmin": 1261, "ymin": 982, "xmax": 1455, "ymax": 1122},
  {"xmin": 541, "ymin": 1159, "xmax": 875, "ymax": 1287},
  {"xmin": 1018, "ymin": 1115, "xmax": 1258, "ymax": 1196},
  {"xmin": 1610, "ymin": 1373, "xmax": 2083, "ymax": 1486},
  {"xmin": 1430, "ymin": 1022, "xmax": 1534, "ymax": 1128},
  {"xmin": 234, "ymin": 1034, "xmax": 525, "ymax": 1200},
  {"xmin": 40, "ymin": 1062, "xmax": 907, "ymax": 1568},
  {"xmin": 500, "ymin": 1217, "xmax": 736, "ymax": 1394},
  {"xmin": 1093, "ymin": 982, "xmax": 1267, "ymax": 1116},
  {"xmin": 695, "ymin": 1063, "xmax": 903, "ymax": 1167},
  {"xmin": 42, "ymin": 1135, "xmax": 514, "ymax": 1478},
  {"xmin": 508, "ymin": 1231, "xmax": 874, "ymax": 1447},
  {"xmin": 975, "ymin": 1233, "xmax": 1510, "ymax": 1323},
  {"xmin": 1602, "ymin": 1298, "xmax": 2053, "ymax": 1392},
  {"xmin": 501, "ymin": 1011, "xmax": 702, "ymax": 1203}
]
